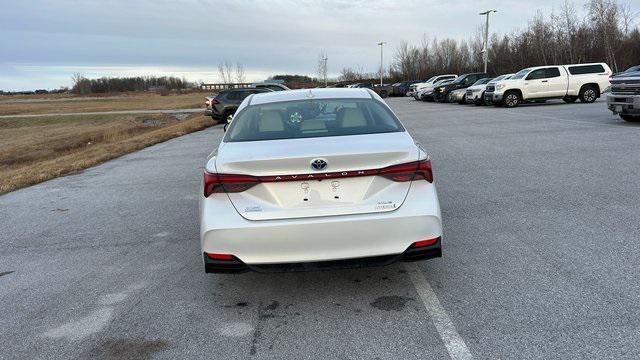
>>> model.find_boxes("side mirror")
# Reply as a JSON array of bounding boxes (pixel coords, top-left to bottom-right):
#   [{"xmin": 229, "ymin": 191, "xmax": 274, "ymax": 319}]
[{"xmin": 223, "ymin": 123, "xmax": 229, "ymax": 132}]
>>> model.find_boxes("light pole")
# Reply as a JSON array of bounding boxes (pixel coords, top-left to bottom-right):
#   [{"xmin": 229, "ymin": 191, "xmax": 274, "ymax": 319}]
[
  {"xmin": 378, "ymin": 41, "xmax": 386, "ymax": 86},
  {"xmin": 479, "ymin": 10, "xmax": 497, "ymax": 73},
  {"xmin": 322, "ymin": 56, "xmax": 328, "ymax": 87}
]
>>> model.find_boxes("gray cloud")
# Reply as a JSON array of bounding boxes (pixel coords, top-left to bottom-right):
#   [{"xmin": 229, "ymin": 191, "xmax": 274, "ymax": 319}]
[{"xmin": 1, "ymin": 0, "xmax": 636, "ymax": 90}]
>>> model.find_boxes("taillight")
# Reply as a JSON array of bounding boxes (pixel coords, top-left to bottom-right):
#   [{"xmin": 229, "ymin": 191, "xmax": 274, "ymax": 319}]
[
  {"xmin": 413, "ymin": 237, "xmax": 440, "ymax": 248},
  {"xmin": 205, "ymin": 253, "xmax": 235, "ymax": 261},
  {"xmin": 379, "ymin": 158, "xmax": 433, "ymax": 183},
  {"xmin": 203, "ymin": 172, "xmax": 259, "ymax": 197},
  {"xmin": 203, "ymin": 158, "xmax": 433, "ymax": 197}
]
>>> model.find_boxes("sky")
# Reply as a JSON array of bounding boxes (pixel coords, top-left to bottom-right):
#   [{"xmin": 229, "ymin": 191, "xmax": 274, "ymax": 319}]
[{"xmin": 1, "ymin": 0, "xmax": 637, "ymax": 91}]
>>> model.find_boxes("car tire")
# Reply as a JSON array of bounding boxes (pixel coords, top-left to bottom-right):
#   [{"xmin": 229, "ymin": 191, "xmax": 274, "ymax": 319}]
[
  {"xmin": 503, "ymin": 91, "xmax": 521, "ymax": 108},
  {"xmin": 457, "ymin": 95, "xmax": 466, "ymax": 105},
  {"xmin": 620, "ymin": 114, "xmax": 640, "ymax": 122},
  {"xmin": 579, "ymin": 86, "xmax": 598, "ymax": 103},
  {"xmin": 563, "ymin": 96, "xmax": 578, "ymax": 103},
  {"xmin": 379, "ymin": 90, "xmax": 388, "ymax": 98}
]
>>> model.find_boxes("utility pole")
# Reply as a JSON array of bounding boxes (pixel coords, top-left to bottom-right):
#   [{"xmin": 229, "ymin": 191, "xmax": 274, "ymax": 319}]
[
  {"xmin": 321, "ymin": 55, "xmax": 328, "ymax": 87},
  {"xmin": 479, "ymin": 10, "xmax": 497, "ymax": 73},
  {"xmin": 378, "ymin": 41, "xmax": 386, "ymax": 86}
]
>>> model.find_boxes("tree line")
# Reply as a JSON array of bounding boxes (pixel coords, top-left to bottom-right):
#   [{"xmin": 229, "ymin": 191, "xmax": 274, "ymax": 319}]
[
  {"xmin": 344, "ymin": 0, "xmax": 639, "ymax": 82},
  {"xmin": 71, "ymin": 74, "xmax": 192, "ymax": 94}
]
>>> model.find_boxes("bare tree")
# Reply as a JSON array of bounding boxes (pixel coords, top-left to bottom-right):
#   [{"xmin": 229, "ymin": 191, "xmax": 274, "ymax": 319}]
[
  {"xmin": 619, "ymin": 1, "xmax": 635, "ymax": 35},
  {"xmin": 377, "ymin": 0, "xmax": 640, "ymax": 83},
  {"xmin": 217, "ymin": 60, "xmax": 234, "ymax": 84},
  {"xmin": 235, "ymin": 62, "xmax": 246, "ymax": 83},
  {"xmin": 317, "ymin": 50, "xmax": 328, "ymax": 86},
  {"xmin": 71, "ymin": 73, "xmax": 91, "ymax": 94},
  {"xmin": 560, "ymin": 0, "xmax": 579, "ymax": 62}
]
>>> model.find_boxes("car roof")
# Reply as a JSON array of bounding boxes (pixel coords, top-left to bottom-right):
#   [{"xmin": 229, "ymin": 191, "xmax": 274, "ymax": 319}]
[
  {"xmin": 523, "ymin": 63, "xmax": 609, "ymax": 71},
  {"xmin": 249, "ymin": 88, "xmax": 372, "ymax": 105},
  {"xmin": 220, "ymin": 88, "xmax": 269, "ymax": 93}
]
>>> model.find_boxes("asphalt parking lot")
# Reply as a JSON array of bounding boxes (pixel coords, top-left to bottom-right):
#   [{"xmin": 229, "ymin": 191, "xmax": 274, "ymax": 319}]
[{"xmin": 2, "ymin": 96, "xmax": 640, "ymax": 360}]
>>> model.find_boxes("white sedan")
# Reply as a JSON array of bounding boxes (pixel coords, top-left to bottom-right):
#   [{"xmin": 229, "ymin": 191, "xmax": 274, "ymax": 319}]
[{"xmin": 199, "ymin": 88, "xmax": 442, "ymax": 272}]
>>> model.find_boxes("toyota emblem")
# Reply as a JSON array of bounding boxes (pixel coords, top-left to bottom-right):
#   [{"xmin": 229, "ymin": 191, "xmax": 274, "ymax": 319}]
[{"xmin": 311, "ymin": 159, "xmax": 327, "ymax": 171}]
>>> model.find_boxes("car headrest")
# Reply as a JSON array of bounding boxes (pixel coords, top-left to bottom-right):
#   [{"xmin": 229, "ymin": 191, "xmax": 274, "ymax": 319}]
[
  {"xmin": 258, "ymin": 110, "xmax": 285, "ymax": 132},
  {"xmin": 337, "ymin": 108, "xmax": 367, "ymax": 128}
]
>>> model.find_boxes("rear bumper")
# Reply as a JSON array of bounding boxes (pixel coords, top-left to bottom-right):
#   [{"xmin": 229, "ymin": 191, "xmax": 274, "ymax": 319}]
[
  {"xmin": 607, "ymin": 94, "xmax": 640, "ymax": 114},
  {"xmin": 200, "ymin": 181, "xmax": 442, "ymax": 267},
  {"xmin": 203, "ymin": 238, "xmax": 442, "ymax": 273}
]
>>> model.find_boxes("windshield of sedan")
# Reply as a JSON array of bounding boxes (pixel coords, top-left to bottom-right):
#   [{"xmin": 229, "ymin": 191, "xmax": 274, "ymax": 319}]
[
  {"xmin": 225, "ymin": 99, "xmax": 405, "ymax": 142},
  {"xmin": 424, "ymin": 76, "xmax": 436, "ymax": 83},
  {"xmin": 511, "ymin": 68, "xmax": 531, "ymax": 79}
]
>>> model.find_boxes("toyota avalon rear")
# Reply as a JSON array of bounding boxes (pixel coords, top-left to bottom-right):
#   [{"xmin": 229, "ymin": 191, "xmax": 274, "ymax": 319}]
[{"xmin": 199, "ymin": 88, "xmax": 443, "ymax": 273}]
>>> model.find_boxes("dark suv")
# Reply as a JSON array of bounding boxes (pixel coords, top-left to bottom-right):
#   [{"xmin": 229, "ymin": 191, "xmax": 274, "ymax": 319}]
[
  {"xmin": 205, "ymin": 88, "xmax": 271, "ymax": 123},
  {"xmin": 433, "ymin": 72, "xmax": 487, "ymax": 102}
]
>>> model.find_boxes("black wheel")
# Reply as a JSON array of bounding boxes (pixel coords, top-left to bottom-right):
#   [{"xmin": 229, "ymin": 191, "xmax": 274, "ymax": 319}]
[
  {"xmin": 579, "ymin": 86, "xmax": 598, "ymax": 103},
  {"xmin": 457, "ymin": 95, "xmax": 466, "ymax": 105},
  {"xmin": 503, "ymin": 91, "xmax": 521, "ymax": 108},
  {"xmin": 620, "ymin": 114, "xmax": 640, "ymax": 122},
  {"xmin": 563, "ymin": 96, "xmax": 578, "ymax": 103}
]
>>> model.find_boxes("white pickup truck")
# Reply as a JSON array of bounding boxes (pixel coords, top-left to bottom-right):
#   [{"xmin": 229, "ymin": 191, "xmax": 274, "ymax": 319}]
[{"xmin": 488, "ymin": 63, "xmax": 612, "ymax": 107}]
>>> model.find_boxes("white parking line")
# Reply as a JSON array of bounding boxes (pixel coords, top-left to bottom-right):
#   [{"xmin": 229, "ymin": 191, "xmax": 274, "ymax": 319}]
[{"xmin": 405, "ymin": 262, "xmax": 473, "ymax": 360}]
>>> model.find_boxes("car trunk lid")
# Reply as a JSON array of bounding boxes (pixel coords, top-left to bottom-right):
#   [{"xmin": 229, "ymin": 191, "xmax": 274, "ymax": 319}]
[{"xmin": 214, "ymin": 132, "xmax": 419, "ymax": 220}]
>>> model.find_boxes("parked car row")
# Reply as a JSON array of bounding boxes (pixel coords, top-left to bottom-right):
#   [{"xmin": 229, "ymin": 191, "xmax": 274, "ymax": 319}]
[
  {"xmin": 412, "ymin": 63, "xmax": 616, "ymax": 111},
  {"xmin": 344, "ymin": 82, "xmax": 393, "ymax": 98}
]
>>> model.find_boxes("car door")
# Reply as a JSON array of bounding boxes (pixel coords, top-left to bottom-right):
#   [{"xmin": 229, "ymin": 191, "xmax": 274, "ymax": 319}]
[
  {"xmin": 525, "ymin": 69, "xmax": 549, "ymax": 98},
  {"xmin": 545, "ymin": 67, "xmax": 566, "ymax": 97}
]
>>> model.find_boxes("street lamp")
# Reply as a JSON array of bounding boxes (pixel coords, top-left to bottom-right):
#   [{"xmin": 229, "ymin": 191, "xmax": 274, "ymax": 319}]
[
  {"xmin": 322, "ymin": 55, "xmax": 328, "ymax": 87},
  {"xmin": 479, "ymin": 10, "xmax": 497, "ymax": 73},
  {"xmin": 378, "ymin": 41, "xmax": 386, "ymax": 86}
]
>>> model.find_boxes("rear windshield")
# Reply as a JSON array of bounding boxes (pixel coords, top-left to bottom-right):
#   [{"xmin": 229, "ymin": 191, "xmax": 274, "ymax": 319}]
[
  {"xmin": 567, "ymin": 64, "xmax": 605, "ymax": 75},
  {"xmin": 224, "ymin": 99, "xmax": 404, "ymax": 142}
]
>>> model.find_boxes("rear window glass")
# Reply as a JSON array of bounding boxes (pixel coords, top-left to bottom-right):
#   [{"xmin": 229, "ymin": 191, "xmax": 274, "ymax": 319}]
[
  {"xmin": 568, "ymin": 64, "xmax": 605, "ymax": 75},
  {"xmin": 224, "ymin": 99, "xmax": 404, "ymax": 142},
  {"xmin": 225, "ymin": 91, "xmax": 250, "ymax": 100}
]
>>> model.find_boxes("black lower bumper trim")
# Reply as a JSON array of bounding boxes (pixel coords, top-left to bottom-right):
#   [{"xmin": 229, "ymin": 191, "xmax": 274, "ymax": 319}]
[{"xmin": 203, "ymin": 238, "xmax": 442, "ymax": 274}]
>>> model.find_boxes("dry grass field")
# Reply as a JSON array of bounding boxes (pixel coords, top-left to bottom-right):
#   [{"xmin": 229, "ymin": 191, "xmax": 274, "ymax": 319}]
[
  {"xmin": 0, "ymin": 92, "xmax": 217, "ymax": 194},
  {"xmin": 0, "ymin": 91, "xmax": 210, "ymax": 116}
]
